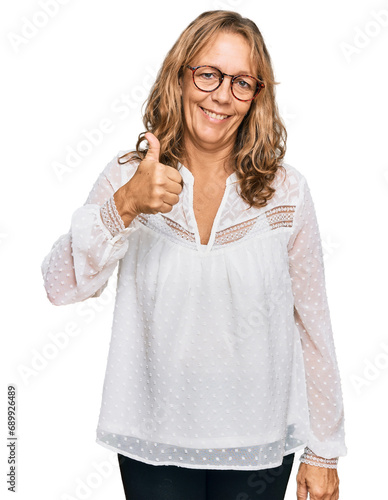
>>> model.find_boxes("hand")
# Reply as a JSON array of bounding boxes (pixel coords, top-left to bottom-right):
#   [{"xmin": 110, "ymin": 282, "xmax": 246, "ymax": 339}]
[
  {"xmin": 296, "ymin": 463, "xmax": 340, "ymax": 500},
  {"xmin": 114, "ymin": 132, "xmax": 183, "ymax": 224}
]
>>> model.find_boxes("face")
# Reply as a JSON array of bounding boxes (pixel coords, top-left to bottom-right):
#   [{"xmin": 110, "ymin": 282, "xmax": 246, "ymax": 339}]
[{"xmin": 179, "ymin": 31, "xmax": 256, "ymax": 154}]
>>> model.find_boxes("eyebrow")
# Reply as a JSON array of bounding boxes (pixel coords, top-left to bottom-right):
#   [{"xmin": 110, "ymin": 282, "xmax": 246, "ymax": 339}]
[{"xmin": 202, "ymin": 64, "xmax": 255, "ymax": 75}]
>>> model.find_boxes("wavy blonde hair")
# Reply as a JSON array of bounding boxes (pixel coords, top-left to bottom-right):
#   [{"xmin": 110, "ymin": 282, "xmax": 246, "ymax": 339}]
[{"xmin": 118, "ymin": 10, "xmax": 287, "ymax": 209}]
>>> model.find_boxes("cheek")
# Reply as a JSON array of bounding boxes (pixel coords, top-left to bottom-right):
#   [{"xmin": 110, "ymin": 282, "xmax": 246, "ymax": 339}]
[
  {"xmin": 234, "ymin": 106, "xmax": 249, "ymax": 122},
  {"xmin": 180, "ymin": 75, "xmax": 196, "ymax": 100},
  {"xmin": 241, "ymin": 103, "xmax": 253, "ymax": 118},
  {"xmin": 182, "ymin": 91, "xmax": 204, "ymax": 118}
]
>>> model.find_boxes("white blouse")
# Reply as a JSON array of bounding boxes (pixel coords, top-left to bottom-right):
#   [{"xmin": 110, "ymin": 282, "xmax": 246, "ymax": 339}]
[{"xmin": 41, "ymin": 151, "xmax": 348, "ymax": 470}]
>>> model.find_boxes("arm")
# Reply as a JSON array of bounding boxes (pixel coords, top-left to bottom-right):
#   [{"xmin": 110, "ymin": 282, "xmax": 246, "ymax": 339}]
[
  {"xmin": 287, "ymin": 176, "xmax": 347, "ymax": 466},
  {"xmin": 41, "ymin": 153, "xmax": 140, "ymax": 305}
]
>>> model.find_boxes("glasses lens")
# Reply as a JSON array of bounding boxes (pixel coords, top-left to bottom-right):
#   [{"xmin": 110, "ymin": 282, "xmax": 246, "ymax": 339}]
[
  {"xmin": 194, "ymin": 66, "xmax": 222, "ymax": 91},
  {"xmin": 232, "ymin": 76, "xmax": 259, "ymax": 100}
]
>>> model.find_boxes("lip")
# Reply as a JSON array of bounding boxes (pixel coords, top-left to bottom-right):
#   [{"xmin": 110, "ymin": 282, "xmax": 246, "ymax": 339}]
[{"xmin": 199, "ymin": 106, "xmax": 231, "ymax": 122}]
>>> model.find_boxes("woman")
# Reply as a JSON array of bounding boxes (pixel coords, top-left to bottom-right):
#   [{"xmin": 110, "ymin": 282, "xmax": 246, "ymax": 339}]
[{"xmin": 41, "ymin": 10, "xmax": 347, "ymax": 500}]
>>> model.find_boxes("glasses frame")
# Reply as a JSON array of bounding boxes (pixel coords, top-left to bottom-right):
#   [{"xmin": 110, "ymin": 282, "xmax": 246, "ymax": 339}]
[{"xmin": 186, "ymin": 64, "xmax": 265, "ymax": 102}]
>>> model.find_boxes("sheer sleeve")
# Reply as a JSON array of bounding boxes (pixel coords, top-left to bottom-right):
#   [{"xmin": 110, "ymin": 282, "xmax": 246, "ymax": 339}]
[
  {"xmin": 287, "ymin": 176, "xmax": 348, "ymax": 462},
  {"xmin": 41, "ymin": 152, "xmax": 140, "ymax": 305}
]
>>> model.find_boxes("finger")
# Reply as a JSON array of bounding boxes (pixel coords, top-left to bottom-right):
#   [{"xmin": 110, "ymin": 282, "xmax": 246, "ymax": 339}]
[
  {"xmin": 160, "ymin": 191, "xmax": 180, "ymax": 207},
  {"xmin": 165, "ymin": 164, "xmax": 183, "ymax": 185},
  {"xmin": 164, "ymin": 176, "xmax": 183, "ymax": 196},
  {"xmin": 158, "ymin": 200, "xmax": 178, "ymax": 214},
  {"xmin": 144, "ymin": 132, "xmax": 161, "ymax": 162},
  {"xmin": 296, "ymin": 481, "xmax": 308, "ymax": 500}
]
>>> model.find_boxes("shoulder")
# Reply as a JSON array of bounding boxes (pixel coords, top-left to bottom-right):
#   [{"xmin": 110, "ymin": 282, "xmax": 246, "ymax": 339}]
[
  {"xmin": 278, "ymin": 161, "xmax": 307, "ymax": 186},
  {"xmin": 100, "ymin": 148, "xmax": 141, "ymax": 190},
  {"xmin": 270, "ymin": 161, "xmax": 308, "ymax": 207}
]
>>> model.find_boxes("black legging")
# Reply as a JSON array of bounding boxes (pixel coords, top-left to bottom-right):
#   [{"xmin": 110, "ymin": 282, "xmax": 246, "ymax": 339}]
[{"xmin": 117, "ymin": 452, "xmax": 294, "ymax": 500}]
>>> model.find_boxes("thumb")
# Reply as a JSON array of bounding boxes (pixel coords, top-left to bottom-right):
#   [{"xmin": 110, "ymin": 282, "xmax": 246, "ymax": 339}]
[{"xmin": 144, "ymin": 132, "xmax": 161, "ymax": 162}]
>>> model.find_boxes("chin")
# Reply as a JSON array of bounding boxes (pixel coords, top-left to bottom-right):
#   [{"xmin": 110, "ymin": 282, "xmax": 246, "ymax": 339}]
[{"xmin": 196, "ymin": 132, "xmax": 227, "ymax": 146}]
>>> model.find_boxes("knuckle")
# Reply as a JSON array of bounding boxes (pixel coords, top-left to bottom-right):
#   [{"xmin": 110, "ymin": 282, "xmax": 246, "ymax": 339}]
[
  {"xmin": 313, "ymin": 487, "xmax": 325, "ymax": 498},
  {"xmin": 149, "ymin": 201, "xmax": 162, "ymax": 212},
  {"xmin": 154, "ymin": 163, "xmax": 165, "ymax": 177},
  {"xmin": 153, "ymin": 176, "xmax": 166, "ymax": 190},
  {"xmin": 150, "ymin": 186, "xmax": 164, "ymax": 200},
  {"xmin": 147, "ymin": 197, "xmax": 160, "ymax": 210}
]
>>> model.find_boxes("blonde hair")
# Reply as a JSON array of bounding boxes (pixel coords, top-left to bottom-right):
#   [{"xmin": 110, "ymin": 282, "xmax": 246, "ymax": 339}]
[{"xmin": 118, "ymin": 10, "xmax": 287, "ymax": 209}]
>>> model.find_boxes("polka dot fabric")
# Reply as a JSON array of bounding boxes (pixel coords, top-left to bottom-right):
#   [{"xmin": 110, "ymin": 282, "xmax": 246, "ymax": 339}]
[{"xmin": 41, "ymin": 151, "xmax": 347, "ymax": 470}]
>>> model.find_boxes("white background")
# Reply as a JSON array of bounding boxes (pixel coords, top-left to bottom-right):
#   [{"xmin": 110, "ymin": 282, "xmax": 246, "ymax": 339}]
[{"xmin": 1, "ymin": 0, "xmax": 388, "ymax": 498}]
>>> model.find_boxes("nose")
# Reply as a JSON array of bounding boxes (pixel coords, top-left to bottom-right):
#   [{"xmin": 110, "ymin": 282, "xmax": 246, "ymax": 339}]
[{"xmin": 211, "ymin": 75, "xmax": 233, "ymax": 103}]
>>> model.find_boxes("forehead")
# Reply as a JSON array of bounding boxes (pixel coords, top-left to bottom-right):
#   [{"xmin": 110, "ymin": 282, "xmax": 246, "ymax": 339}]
[{"xmin": 193, "ymin": 31, "xmax": 256, "ymax": 75}]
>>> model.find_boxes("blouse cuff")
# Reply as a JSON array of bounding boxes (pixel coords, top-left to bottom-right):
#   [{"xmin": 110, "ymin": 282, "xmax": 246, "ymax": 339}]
[
  {"xmin": 100, "ymin": 195, "xmax": 126, "ymax": 237},
  {"xmin": 299, "ymin": 447, "xmax": 339, "ymax": 469}
]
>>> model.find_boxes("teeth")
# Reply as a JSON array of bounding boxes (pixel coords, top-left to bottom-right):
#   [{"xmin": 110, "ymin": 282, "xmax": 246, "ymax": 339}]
[{"xmin": 202, "ymin": 108, "xmax": 229, "ymax": 120}]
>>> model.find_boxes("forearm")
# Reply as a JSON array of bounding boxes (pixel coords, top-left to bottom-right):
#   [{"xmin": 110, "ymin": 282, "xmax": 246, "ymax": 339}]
[
  {"xmin": 42, "ymin": 202, "xmax": 137, "ymax": 305},
  {"xmin": 113, "ymin": 184, "xmax": 139, "ymax": 228}
]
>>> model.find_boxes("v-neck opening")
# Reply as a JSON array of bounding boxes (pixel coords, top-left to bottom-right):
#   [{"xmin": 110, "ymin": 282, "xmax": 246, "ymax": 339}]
[
  {"xmin": 178, "ymin": 163, "xmax": 237, "ymax": 186},
  {"xmin": 177, "ymin": 162, "xmax": 235, "ymax": 252}
]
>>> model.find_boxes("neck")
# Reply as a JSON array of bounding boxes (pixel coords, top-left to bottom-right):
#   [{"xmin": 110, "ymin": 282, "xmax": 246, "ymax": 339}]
[{"xmin": 182, "ymin": 135, "xmax": 236, "ymax": 179}]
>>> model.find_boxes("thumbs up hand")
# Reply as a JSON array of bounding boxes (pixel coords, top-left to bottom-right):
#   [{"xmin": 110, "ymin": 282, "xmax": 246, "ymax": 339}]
[{"xmin": 113, "ymin": 132, "xmax": 183, "ymax": 226}]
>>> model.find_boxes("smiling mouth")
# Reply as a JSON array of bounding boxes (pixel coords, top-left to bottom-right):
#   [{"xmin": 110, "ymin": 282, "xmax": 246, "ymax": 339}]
[{"xmin": 200, "ymin": 106, "xmax": 231, "ymax": 121}]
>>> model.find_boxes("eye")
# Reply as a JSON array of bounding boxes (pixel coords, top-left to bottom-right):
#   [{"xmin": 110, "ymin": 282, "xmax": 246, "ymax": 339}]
[
  {"xmin": 235, "ymin": 77, "xmax": 252, "ymax": 89},
  {"xmin": 197, "ymin": 70, "xmax": 218, "ymax": 80}
]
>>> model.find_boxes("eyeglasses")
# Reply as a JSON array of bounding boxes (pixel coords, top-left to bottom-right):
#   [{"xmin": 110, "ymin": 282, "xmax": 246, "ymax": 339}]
[{"xmin": 186, "ymin": 65, "xmax": 265, "ymax": 102}]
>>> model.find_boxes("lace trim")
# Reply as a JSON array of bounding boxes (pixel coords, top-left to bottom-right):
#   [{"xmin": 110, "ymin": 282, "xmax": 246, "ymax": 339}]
[
  {"xmin": 213, "ymin": 217, "xmax": 258, "ymax": 246},
  {"xmin": 136, "ymin": 205, "xmax": 296, "ymax": 248},
  {"xmin": 137, "ymin": 214, "xmax": 196, "ymax": 249},
  {"xmin": 100, "ymin": 196, "xmax": 126, "ymax": 237},
  {"xmin": 213, "ymin": 205, "xmax": 296, "ymax": 246},
  {"xmin": 265, "ymin": 205, "xmax": 295, "ymax": 229},
  {"xmin": 299, "ymin": 447, "xmax": 339, "ymax": 469},
  {"xmin": 162, "ymin": 216, "xmax": 196, "ymax": 243}
]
